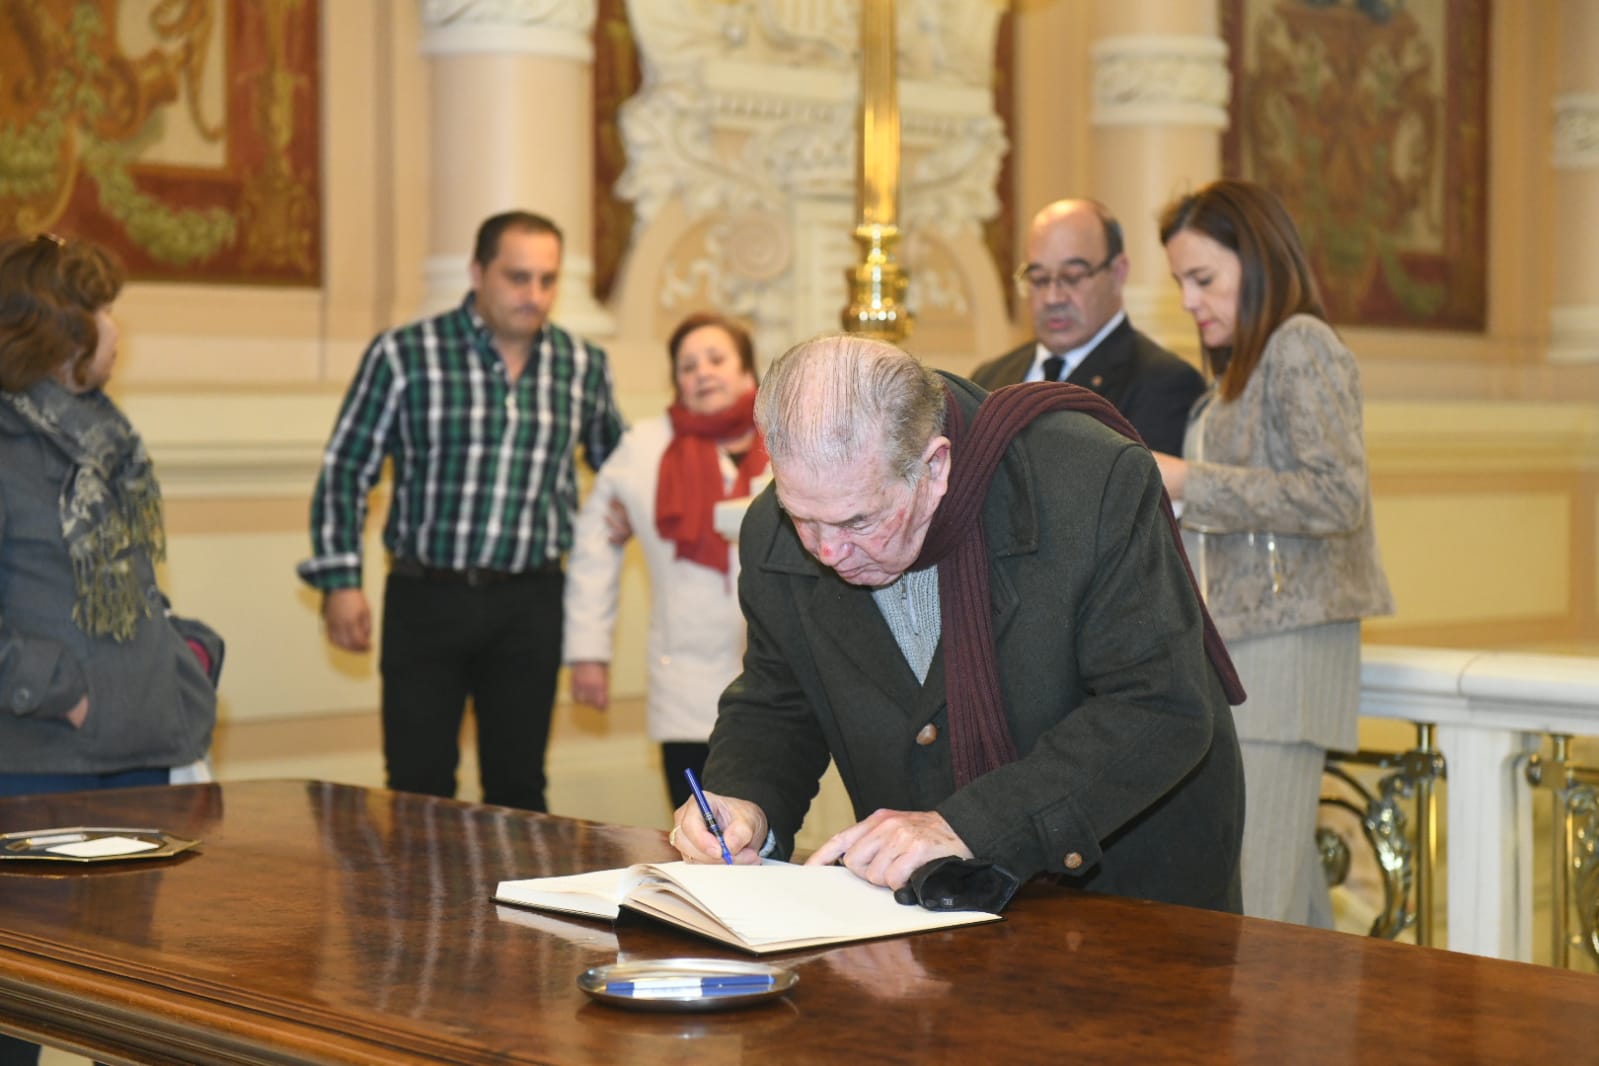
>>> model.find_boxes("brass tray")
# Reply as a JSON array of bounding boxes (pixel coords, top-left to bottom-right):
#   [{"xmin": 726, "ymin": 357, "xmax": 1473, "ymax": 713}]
[
  {"xmin": 578, "ymin": 957, "xmax": 797, "ymax": 1012},
  {"xmin": 0, "ymin": 826, "xmax": 200, "ymax": 863}
]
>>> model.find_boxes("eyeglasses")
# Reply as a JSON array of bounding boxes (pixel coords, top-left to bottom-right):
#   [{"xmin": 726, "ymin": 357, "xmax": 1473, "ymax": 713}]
[{"xmin": 1013, "ymin": 254, "xmax": 1116, "ymax": 297}]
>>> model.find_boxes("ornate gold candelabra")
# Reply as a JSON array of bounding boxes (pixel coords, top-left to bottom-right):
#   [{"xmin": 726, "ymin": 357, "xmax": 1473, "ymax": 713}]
[{"xmin": 842, "ymin": 0, "xmax": 911, "ymax": 342}]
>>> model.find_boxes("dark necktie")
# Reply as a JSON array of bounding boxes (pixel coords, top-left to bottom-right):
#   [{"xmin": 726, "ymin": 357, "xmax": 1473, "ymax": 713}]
[{"xmin": 1041, "ymin": 355, "xmax": 1065, "ymax": 382}]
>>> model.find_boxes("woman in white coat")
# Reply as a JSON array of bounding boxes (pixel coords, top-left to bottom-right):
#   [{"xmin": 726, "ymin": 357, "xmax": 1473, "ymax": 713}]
[{"xmin": 563, "ymin": 312, "xmax": 766, "ymax": 810}]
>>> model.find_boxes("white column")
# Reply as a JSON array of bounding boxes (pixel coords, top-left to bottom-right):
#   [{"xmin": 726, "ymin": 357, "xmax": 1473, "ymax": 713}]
[
  {"xmin": 1089, "ymin": 5, "xmax": 1230, "ymax": 354},
  {"xmin": 1548, "ymin": 1, "xmax": 1599, "ymax": 363},
  {"xmin": 417, "ymin": 0, "xmax": 613, "ymax": 336},
  {"xmin": 1436, "ymin": 725, "xmax": 1537, "ymax": 960}
]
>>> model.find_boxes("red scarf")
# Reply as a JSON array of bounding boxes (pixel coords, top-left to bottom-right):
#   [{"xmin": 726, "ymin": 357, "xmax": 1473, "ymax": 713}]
[
  {"xmin": 913, "ymin": 380, "xmax": 1245, "ymax": 787},
  {"xmin": 656, "ymin": 390, "xmax": 769, "ymax": 574}
]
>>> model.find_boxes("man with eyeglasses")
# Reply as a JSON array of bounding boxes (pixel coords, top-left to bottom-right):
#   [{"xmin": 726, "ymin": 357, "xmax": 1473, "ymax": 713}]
[{"xmin": 972, "ymin": 199, "xmax": 1203, "ymax": 456}]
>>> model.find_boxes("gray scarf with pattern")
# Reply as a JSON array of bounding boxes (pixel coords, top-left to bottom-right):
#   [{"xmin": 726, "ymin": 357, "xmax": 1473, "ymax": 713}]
[{"xmin": 2, "ymin": 380, "xmax": 165, "ymax": 641}]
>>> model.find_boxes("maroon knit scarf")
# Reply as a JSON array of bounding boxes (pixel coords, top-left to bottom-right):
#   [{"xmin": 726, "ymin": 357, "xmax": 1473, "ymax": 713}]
[
  {"xmin": 912, "ymin": 380, "xmax": 1246, "ymax": 787},
  {"xmin": 656, "ymin": 390, "xmax": 770, "ymax": 574}
]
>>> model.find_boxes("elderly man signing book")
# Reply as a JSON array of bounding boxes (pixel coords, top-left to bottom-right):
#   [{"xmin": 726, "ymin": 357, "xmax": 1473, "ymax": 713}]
[{"xmin": 667, "ymin": 334, "xmax": 1246, "ymax": 914}]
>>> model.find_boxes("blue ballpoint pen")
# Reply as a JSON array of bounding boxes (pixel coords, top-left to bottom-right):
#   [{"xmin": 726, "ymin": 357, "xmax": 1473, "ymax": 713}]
[
  {"xmin": 605, "ymin": 975, "xmax": 774, "ymax": 997},
  {"xmin": 683, "ymin": 768, "xmax": 734, "ymax": 865}
]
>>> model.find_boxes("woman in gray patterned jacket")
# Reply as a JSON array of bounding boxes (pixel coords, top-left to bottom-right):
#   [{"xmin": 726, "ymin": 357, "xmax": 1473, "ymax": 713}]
[
  {"xmin": 0, "ymin": 235, "xmax": 221, "ymax": 798},
  {"xmin": 1153, "ymin": 179, "xmax": 1393, "ymax": 928}
]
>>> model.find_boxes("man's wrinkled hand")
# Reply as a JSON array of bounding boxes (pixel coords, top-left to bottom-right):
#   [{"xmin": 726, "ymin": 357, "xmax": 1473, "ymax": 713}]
[
  {"xmin": 805, "ymin": 809, "xmax": 973, "ymax": 890},
  {"xmin": 669, "ymin": 791, "xmax": 768, "ymax": 865}
]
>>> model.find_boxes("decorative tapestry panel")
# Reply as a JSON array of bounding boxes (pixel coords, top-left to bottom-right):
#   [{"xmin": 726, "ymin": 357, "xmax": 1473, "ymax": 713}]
[
  {"xmin": 1222, "ymin": 0, "xmax": 1489, "ymax": 331},
  {"xmin": 0, "ymin": 0, "xmax": 322, "ymax": 286}
]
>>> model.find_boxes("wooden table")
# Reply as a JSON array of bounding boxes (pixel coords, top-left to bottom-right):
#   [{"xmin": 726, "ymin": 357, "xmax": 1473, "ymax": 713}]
[{"xmin": 1, "ymin": 780, "xmax": 1595, "ymax": 1064}]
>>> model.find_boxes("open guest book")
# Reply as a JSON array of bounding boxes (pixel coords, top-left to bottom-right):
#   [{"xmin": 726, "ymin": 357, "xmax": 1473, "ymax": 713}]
[{"xmin": 493, "ymin": 860, "xmax": 1001, "ymax": 955}]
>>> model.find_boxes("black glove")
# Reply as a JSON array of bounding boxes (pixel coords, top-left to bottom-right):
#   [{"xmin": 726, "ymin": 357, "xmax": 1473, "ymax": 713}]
[{"xmin": 892, "ymin": 856, "xmax": 1022, "ymax": 913}]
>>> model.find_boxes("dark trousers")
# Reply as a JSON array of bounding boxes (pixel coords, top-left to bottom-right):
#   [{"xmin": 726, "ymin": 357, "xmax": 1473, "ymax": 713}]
[
  {"xmin": 0, "ymin": 769, "xmax": 170, "ymax": 1066},
  {"xmin": 0, "ymin": 1035, "xmax": 37, "ymax": 1066},
  {"xmin": 661, "ymin": 741, "xmax": 711, "ymax": 811},
  {"xmin": 379, "ymin": 569, "xmax": 563, "ymax": 811},
  {"xmin": 0, "ymin": 766, "xmax": 169, "ymax": 798}
]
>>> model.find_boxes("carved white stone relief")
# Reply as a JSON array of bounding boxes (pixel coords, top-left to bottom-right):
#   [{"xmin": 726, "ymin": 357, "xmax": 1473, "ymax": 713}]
[
  {"xmin": 898, "ymin": 0, "xmax": 1002, "ymax": 87},
  {"xmin": 620, "ymin": 0, "xmax": 1006, "ymax": 341},
  {"xmin": 657, "ymin": 212, "xmax": 805, "ymax": 366},
  {"xmin": 418, "ymin": 0, "xmax": 596, "ymax": 58},
  {"xmin": 420, "ymin": 0, "xmax": 596, "ymax": 30},
  {"xmin": 659, "ymin": 212, "xmax": 792, "ymax": 318},
  {"xmin": 902, "ymin": 231, "xmax": 970, "ymax": 316},
  {"xmin": 1091, "ymin": 35, "xmax": 1230, "ymax": 129},
  {"xmin": 636, "ymin": 0, "xmax": 999, "ymax": 81},
  {"xmin": 1554, "ymin": 93, "xmax": 1599, "ymax": 170},
  {"xmin": 719, "ymin": 209, "xmax": 795, "ymax": 284},
  {"xmin": 745, "ymin": 0, "xmax": 856, "ymax": 65},
  {"xmin": 902, "ymin": 111, "xmax": 1004, "ymax": 236}
]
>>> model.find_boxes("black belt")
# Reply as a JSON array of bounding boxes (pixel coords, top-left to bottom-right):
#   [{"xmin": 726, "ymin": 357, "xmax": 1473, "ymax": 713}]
[{"xmin": 390, "ymin": 557, "xmax": 559, "ymax": 587}]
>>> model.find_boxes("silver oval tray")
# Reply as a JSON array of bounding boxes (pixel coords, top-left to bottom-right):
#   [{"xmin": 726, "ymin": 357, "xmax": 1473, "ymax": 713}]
[
  {"xmin": 578, "ymin": 957, "xmax": 797, "ymax": 1012},
  {"xmin": 0, "ymin": 826, "xmax": 199, "ymax": 863}
]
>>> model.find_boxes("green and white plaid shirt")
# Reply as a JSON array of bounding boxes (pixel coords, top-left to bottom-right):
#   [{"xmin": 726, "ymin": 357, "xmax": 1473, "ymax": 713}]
[{"xmin": 298, "ymin": 295, "xmax": 623, "ymax": 590}]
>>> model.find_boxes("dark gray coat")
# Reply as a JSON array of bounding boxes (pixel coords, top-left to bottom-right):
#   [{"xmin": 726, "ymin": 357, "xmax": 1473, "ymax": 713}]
[
  {"xmin": 0, "ymin": 398, "xmax": 217, "ymax": 774},
  {"xmin": 705, "ymin": 374, "xmax": 1244, "ymax": 913}
]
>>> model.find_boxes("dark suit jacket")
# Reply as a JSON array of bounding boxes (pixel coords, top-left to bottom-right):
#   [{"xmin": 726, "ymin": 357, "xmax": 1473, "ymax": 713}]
[
  {"xmin": 971, "ymin": 318, "xmax": 1204, "ymax": 455},
  {"xmin": 705, "ymin": 373, "xmax": 1245, "ymax": 913}
]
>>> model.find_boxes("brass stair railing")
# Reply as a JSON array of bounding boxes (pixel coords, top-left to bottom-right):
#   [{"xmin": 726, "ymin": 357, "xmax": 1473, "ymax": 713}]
[
  {"xmin": 1523, "ymin": 734, "xmax": 1599, "ymax": 970},
  {"xmin": 1319, "ymin": 723, "xmax": 1445, "ymax": 945}
]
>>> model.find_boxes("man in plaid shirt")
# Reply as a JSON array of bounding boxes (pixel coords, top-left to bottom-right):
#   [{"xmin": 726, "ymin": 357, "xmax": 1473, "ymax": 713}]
[{"xmin": 299, "ymin": 211, "xmax": 623, "ymax": 812}]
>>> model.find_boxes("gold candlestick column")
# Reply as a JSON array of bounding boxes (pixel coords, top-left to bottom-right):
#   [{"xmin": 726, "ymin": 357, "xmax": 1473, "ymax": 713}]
[{"xmin": 842, "ymin": 0, "xmax": 912, "ymax": 342}]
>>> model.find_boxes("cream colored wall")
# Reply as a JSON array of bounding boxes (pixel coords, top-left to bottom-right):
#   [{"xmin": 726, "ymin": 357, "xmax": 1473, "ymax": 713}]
[
  {"xmin": 86, "ymin": 3, "xmax": 1593, "ymax": 847},
  {"xmin": 1363, "ymin": 403, "xmax": 1599, "ymax": 647}
]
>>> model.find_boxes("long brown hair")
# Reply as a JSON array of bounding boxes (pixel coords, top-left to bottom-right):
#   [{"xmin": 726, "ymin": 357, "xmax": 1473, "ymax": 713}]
[
  {"xmin": 1158, "ymin": 180, "xmax": 1326, "ymax": 402},
  {"xmin": 0, "ymin": 234, "xmax": 125, "ymax": 393}
]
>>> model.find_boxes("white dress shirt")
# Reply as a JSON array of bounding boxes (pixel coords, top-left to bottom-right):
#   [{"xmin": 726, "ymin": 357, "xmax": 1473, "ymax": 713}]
[{"xmin": 1026, "ymin": 310, "xmax": 1127, "ymax": 382}]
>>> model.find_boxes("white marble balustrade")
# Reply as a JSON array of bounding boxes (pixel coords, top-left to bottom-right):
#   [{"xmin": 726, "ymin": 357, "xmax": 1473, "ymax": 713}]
[{"xmin": 1360, "ymin": 645, "xmax": 1599, "ymax": 961}]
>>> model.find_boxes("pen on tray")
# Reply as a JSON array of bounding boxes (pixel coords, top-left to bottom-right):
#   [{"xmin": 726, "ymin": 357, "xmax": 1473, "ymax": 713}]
[
  {"xmin": 683, "ymin": 767, "xmax": 734, "ymax": 865},
  {"xmin": 605, "ymin": 975, "xmax": 775, "ymax": 998},
  {"xmin": 21, "ymin": 832, "xmax": 89, "ymax": 848}
]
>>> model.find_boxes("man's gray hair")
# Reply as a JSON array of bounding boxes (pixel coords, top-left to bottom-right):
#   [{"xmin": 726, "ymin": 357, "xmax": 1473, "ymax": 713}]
[{"xmin": 755, "ymin": 334, "xmax": 947, "ymax": 484}]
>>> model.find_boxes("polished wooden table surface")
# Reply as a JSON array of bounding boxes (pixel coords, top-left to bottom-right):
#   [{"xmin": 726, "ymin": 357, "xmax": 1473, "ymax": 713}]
[{"xmin": 1, "ymin": 780, "xmax": 1596, "ymax": 1065}]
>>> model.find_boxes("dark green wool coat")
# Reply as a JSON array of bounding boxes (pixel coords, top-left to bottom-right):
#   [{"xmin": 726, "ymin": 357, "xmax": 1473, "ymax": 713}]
[{"xmin": 705, "ymin": 373, "xmax": 1245, "ymax": 914}]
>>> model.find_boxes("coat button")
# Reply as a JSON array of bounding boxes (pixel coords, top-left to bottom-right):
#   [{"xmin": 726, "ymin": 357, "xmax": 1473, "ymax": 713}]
[
  {"xmin": 915, "ymin": 724, "xmax": 938, "ymax": 746},
  {"xmin": 1063, "ymin": 852, "xmax": 1084, "ymax": 870}
]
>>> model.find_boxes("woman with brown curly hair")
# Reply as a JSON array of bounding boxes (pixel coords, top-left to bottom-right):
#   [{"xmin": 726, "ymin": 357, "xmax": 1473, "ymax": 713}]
[{"xmin": 0, "ymin": 234, "xmax": 221, "ymax": 811}]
